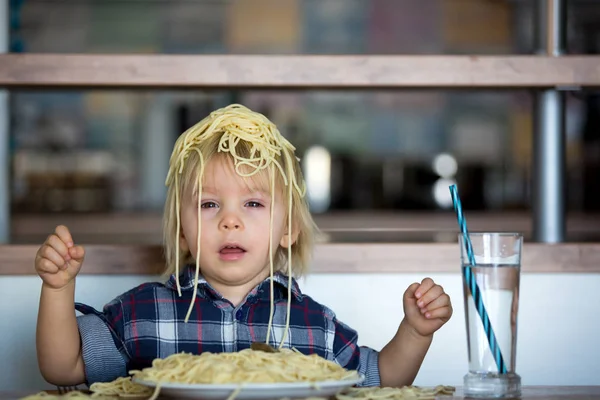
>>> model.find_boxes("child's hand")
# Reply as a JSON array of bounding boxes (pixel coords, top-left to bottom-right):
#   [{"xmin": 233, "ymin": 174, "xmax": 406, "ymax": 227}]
[
  {"xmin": 403, "ymin": 278, "xmax": 452, "ymax": 338},
  {"xmin": 35, "ymin": 225, "xmax": 85, "ymax": 290}
]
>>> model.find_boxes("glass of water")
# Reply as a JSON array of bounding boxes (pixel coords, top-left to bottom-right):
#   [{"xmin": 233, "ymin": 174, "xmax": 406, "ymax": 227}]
[{"xmin": 459, "ymin": 232, "xmax": 522, "ymax": 398}]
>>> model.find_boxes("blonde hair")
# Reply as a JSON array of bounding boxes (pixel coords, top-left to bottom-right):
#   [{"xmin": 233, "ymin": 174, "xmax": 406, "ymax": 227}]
[{"xmin": 162, "ymin": 104, "xmax": 317, "ymax": 329}]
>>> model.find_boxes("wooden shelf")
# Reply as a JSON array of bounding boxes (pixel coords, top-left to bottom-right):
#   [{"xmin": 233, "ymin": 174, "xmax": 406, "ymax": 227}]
[
  {"xmin": 0, "ymin": 54, "xmax": 599, "ymax": 89},
  {"xmin": 2, "ymin": 242, "xmax": 599, "ymax": 275},
  {"xmin": 10, "ymin": 212, "xmax": 600, "ymax": 245}
]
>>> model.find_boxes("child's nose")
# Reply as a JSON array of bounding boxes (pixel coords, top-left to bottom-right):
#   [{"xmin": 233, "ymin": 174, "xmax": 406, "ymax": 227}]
[
  {"xmin": 222, "ymin": 222, "xmax": 241, "ymax": 230},
  {"xmin": 219, "ymin": 214, "xmax": 243, "ymax": 230}
]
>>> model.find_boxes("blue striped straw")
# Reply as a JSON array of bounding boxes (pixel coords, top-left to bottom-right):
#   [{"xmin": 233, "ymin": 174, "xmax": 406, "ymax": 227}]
[{"xmin": 449, "ymin": 184, "xmax": 507, "ymax": 374}]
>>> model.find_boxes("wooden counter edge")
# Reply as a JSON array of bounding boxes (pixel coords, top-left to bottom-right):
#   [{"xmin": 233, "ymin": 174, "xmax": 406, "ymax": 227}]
[{"xmin": 1, "ymin": 243, "xmax": 598, "ymax": 275}]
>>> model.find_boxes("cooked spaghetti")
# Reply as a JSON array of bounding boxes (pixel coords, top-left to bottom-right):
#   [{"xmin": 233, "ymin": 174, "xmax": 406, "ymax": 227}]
[
  {"xmin": 165, "ymin": 104, "xmax": 305, "ymax": 351},
  {"xmin": 20, "ymin": 391, "xmax": 111, "ymax": 400},
  {"xmin": 89, "ymin": 377, "xmax": 153, "ymax": 397},
  {"xmin": 129, "ymin": 348, "xmax": 359, "ymax": 385},
  {"xmin": 19, "ymin": 378, "xmax": 152, "ymax": 399},
  {"xmin": 336, "ymin": 385, "xmax": 456, "ymax": 400},
  {"xmin": 20, "ymin": 393, "xmax": 91, "ymax": 400}
]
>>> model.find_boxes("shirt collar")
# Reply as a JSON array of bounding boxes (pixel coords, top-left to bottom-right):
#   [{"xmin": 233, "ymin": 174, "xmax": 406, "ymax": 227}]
[{"xmin": 165, "ymin": 265, "xmax": 303, "ymax": 301}]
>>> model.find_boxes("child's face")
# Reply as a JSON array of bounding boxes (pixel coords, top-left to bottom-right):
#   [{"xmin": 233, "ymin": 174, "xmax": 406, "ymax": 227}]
[{"xmin": 179, "ymin": 156, "xmax": 292, "ymax": 286}]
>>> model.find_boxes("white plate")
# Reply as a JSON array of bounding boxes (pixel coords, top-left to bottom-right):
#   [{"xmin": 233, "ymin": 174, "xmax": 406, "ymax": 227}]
[{"xmin": 133, "ymin": 375, "xmax": 365, "ymax": 399}]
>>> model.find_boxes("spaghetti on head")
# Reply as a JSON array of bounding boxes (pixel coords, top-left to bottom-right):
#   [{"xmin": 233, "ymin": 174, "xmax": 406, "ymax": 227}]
[{"xmin": 162, "ymin": 104, "xmax": 317, "ymax": 344}]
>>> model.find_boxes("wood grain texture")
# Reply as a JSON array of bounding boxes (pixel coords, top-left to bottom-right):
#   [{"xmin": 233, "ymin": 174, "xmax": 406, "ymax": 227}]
[
  {"xmin": 1, "ymin": 242, "xmax": 599, "ymax": 275},
  {"xmin": 1, "ymin": 245, "xmax": 165, "ymax": 275},
  {"xmin": 10, "ymin": 212, "xmax": 600, "ymax": 245},
  {"xmin": 0, "ymin": 54, "xmax": 599, "ymax": 89}
]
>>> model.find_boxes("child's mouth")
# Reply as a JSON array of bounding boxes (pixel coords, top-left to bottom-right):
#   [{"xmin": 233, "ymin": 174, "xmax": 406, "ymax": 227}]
[
  {"xmin": 220, "ymin": 246, "xmax": 245, "ymax": 254},
  {"xmin": 219, "ymin": 245, "xmax": 247, "ymax": 261}
]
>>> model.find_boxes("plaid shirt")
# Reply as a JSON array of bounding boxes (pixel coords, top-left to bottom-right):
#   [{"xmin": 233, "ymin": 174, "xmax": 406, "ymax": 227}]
[{"xmin": 75, "ymin": 267, "xmax": 380, "ymax": 387}]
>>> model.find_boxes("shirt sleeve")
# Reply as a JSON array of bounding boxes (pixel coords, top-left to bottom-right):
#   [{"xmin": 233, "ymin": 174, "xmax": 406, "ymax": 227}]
[
  {"xmin": 75, "ymin": 300, "xmax": 130, "ymax": 385},
  {"xmin": 331, "ymin": 315, "xmax": 381, "ymax": 387}
]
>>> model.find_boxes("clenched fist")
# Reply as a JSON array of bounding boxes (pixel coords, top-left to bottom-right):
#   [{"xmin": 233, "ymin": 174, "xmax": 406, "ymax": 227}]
[
  {"xmin": 35, "ymin": 225, "xmax": 85, "ymax": 290},
  {"xmin": 403, "ymin": 278, "xmax": 452, "ymax": 338}
]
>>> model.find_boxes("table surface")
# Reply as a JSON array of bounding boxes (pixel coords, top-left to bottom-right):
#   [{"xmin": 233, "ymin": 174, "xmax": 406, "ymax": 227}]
[{"xmin": 2, "ymin": 386, "xmax": 600, "ymax": 400}]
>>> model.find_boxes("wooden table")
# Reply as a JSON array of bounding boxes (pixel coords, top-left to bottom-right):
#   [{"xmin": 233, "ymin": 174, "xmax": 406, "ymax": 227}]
[{"xmin": 2, "ymin": 386, "xmax": 600, "ymax": 400}]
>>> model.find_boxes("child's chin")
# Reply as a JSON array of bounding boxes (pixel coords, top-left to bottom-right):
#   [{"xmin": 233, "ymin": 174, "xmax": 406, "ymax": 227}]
[
  {"xmin": 217, "ymin": 266, "xmax": 269, "ymax": 283},
  {"xmin": 217, "ymin": 266, "xmax": 251, "ymax": 277}
]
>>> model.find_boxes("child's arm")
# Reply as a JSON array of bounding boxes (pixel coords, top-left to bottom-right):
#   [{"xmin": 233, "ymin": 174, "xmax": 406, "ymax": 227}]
[
  {"xmin": 379, "ymin": 278, "xmax": 452, "ymax": 387},
  {"xmin": 37, "ymin": 281, "xmax": 85, "ymax": 385},
  {"xmin": 378, "ymin": 318, "xmax": 433, "ymax": 387},
  {"xmin": 35, "ymin": 225, "xmax": 86, "ymax": 385}
]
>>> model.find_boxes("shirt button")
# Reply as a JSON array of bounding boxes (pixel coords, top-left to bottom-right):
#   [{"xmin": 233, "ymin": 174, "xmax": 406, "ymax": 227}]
[{"xmin": 235, "ymin": 310, "xmax": 243, "ymax": 320}]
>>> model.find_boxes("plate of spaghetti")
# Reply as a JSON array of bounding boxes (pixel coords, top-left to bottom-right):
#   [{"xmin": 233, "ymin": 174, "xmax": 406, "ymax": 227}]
[{"xmin": 129, "ymin": 348, "xmax": 364, "ymax": 399}]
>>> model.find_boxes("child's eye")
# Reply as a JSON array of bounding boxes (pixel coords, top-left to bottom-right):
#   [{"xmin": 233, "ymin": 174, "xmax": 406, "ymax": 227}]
[
  {"xmin": 201, "ymin": 201, "xmax": 218, "ymax": 209},
  {"xmin": 245, "ymin": 201, "xmax": 263, "ymax": 208}
]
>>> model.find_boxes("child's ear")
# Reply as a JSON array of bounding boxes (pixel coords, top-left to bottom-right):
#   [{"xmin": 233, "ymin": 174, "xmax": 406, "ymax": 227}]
[{"xmin": 280, "ymin": 227, "xmax": 300, "ymax": 249}]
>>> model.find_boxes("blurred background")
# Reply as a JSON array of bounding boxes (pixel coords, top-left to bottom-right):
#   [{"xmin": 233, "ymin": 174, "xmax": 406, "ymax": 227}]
[{"xmin": 6, "ymin": 0, "xmax": 600, "ymax": 244}]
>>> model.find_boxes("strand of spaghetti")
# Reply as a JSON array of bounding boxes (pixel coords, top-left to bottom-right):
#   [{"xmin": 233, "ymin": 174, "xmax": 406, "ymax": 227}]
[
  {"xmin": 147, "ymin": 383, "xmax": 161, "ymax": 400},
  {"xmin": 184, "ymin": 148, "xmax": 205, "ymax": 323},
  {"xmin": 174, "ymin": 173, "xmax": 181, "ymax": 296},
  {"xmin": 279, "ymin": 158, "xmax": 294, "ymax": 349},
  {"xmin": 225, "ymin": 386, "xmax": 243, "ymax": 400},
  {"xmin": 265, "ymin": 166, "xmax": 275, "ymax": 346}
]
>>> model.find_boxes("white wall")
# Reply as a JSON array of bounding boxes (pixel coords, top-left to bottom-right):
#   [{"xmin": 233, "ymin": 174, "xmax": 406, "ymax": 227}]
[{"xmin": 1, "ymin": 273, "xmax": 599, "ymax": 391}]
